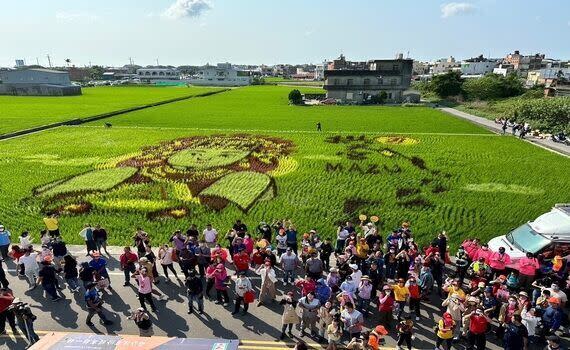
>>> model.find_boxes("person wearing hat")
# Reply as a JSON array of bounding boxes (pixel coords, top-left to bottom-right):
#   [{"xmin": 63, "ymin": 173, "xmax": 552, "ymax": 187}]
[
  {"xmin": 84, "ymin": 282, "xmax": 113, "ymax": 326},
  {"xmin": 279, "ymin": 291, "xmax": 300, "ymax": 340},
  {"xmin": 546, "ymin": 335, "xmax": 566, "ymax": 350},
  {"xmin": 503, "ymin": 313, "xmax": 528, "ymax": 350},
  {"xmin": 36, "ymin": 255, "xmax": 62, "ymax": 302},
  {"xmin": 441, "ymin": 293, "xmax": 464, "ymax": 341},
  {"xmin": 454, "ymin": 246, "xmax": 469, "ymax": 285},
  {"xmin": 378, "ymin": 285, "xmax": 395, "ymax": 330},
  {"xmin": 465, "ymin": 307, "xmax": 491, "ymax": 350},
  {"xmin": 185, "ymin": 270, "xmax": 204, "ymax": 314},
  {"xmin": 367, "ymin": 324, "xmax": 388, "ymax": 350},
  {"xmin": 256, "ymin": 259, "xmax": 277, "ymax": 306},
  {"xmin": 281, "ymin": 247, "xmax": 299, "ymax": 286},
  {"xmin": 357, "ymin": 276, "xmax": 372, "ymax": 317},
  {"xmin": 232, "ymin": 271, "xmax": 253, "ymax": 316},
  {"xmin": 213, "ymin": 263, "xmax": 230, "ymax": 305},
  {"xmin": 0, "ymin": 225, "xmax": 11, "ymax": 261},
  {"xmin": 349, "ymin": 263, "xmax": 362, "ymax": 288},
  {"xmin": 327, "ymin": 268, "xmax": 341, "ymax": 293},
  {"xmin": 128, "ymin": 307, "xmax": 153, "ymax": 337},
  {"xmin": 542, "ymin": 296, "xmax": 564, "ymax": 336},
  {"xmin": 481, "ymin": 286, "xmax": 498, "ymax": 317},
  {"xmin": 436, "ymin": 312, "xmax": 455, "ymax": 350}
]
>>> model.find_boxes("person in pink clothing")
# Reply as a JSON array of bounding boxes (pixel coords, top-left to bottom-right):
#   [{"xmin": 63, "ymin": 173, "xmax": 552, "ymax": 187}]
[
  {"xmin": 243, "ymin": 235, "xmax": 254, "ymax": 255},
  {"xmin": 489, "ymin": 247, "xmax": 511, "ymax": 278},
  {"xmin": 473, "ymin": 244, "xmax": 492, "ymax": 264},
  {"xmin": 213, "ymin": 263, "xmax": 229, "ymax": 305},
  {"xmin": 518, "ymin": 252, "xmax": 540, "ymax": 290},
  {"xmin": 462, "ymin": 239, "xmax": 480, "ymax": 261}
]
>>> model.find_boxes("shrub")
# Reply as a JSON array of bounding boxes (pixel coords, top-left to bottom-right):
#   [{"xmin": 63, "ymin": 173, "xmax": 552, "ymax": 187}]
[
  {"xmin": 463, "ymin": 73, "xmax": 524, "ymax": 100},
  {"xmin": 288, "ymin": 89, "xmax": 303, "ymax": 105},
  {"xmin": 431, "ymin": 71, "xmax": 464, "ymax": 98},
  {"xmin": 514, "ymin": 97, "xmax": 570, "ymax": 133}
]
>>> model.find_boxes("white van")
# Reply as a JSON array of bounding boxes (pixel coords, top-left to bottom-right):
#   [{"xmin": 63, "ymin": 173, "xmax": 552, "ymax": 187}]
[{"xmin": 488, "ymin": 203, "xmax": 570, "ymax": 268}]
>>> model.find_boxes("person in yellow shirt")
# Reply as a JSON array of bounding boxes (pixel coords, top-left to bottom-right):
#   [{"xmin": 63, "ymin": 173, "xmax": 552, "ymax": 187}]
[
  {"xmin": 392, "ymin": 278, "xmax": 410, "ymax": 320},
  {"xmin": 444, "ymin": 280, "xmax": 466, "ymax": 300},
  {"xmin": 43, "ymin": 213, "xmax": 59, "ymax": 237},
  {"xmin": 355, "ymin": 238, "xmax": 369, "ymax": 260},
  {"xmin": 436, "ymin": 312, "xmax": 455, "ymax": 350}
]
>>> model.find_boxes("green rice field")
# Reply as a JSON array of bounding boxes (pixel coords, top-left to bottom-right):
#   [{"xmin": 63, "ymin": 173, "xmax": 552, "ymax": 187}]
[
  {"xmin": 0, "ymin": 85, "xmax": 221, "ymax": 135},
  {"xmin": 0, "ymin": 85, "xmax": 568, "ymax": 247}
]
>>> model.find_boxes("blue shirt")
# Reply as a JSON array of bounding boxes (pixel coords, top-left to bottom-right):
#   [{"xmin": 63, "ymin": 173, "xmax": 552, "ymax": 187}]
[
  {"xmin": 286, "ymin": 229, "xmax": 297, "ymax": 243},
  {"xmin": 542, "ymin": 306, "xmax": 564, "ymax": 331},
  {"xmin": 0, "ymin": 230, "xmax": 11, "ymax": 246},
  {"xmin": 84, "ymin": 289, "xmax": 100, "ymax": 304},
  {"xmin": 89, "ymin": 258, "xmax": 108, "ymax": 278}
]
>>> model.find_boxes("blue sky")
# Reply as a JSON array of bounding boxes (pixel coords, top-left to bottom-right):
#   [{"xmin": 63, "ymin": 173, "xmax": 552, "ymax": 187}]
[{"xmin": 1, "ymin": 0, "xmax": 569, "ymax": 67}]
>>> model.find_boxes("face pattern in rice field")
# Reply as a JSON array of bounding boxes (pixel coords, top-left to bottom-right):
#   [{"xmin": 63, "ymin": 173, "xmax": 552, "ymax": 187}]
[{"xmin": 32, "ymin": 135, "xmax": 294, "ymax": 218}]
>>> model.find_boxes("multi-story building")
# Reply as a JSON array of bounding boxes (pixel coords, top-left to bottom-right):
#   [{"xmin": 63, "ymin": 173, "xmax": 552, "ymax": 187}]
[
  {"xmin": 136, "ymin": 68, "xmax": 179, "ymax": 82},
  {"xmin": 503, "ymin": 51, "xmax": 545, "ymax": 75},
  {"xmin": 430, "ymin": 56, "xmax": 461, "ymax": 75},
  {"xmin": 0, "ymin": 68, "xmax": 81, "ymax": 96},
  {"xmin": 527, "ymin": 68, "xmax": 570, "ymax": 87},
  {"xmin": 461, "ymin": 55, "xmax": 498, "ymax": 76},
  {"xmin": 323, "ymin": 55, "xmax": 413, "ymax": 103},
  {"xmin": 184, "ymin": 63, "xmax": 250, "ymax": 86}
]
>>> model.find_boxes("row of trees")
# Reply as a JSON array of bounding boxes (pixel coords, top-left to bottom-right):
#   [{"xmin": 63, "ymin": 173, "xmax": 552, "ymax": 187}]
[{"xmin": 417, "ymin": 71, "xmax": 525, "ymax": 100}]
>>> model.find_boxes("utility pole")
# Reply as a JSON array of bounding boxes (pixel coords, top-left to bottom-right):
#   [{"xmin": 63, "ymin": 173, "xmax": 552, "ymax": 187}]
[
  {"xmin": 156, "ymin": 58, "xmax": 159, "ymax": 66},
  {"xmin": 46, "ymin": 54, "xmax": 52, "ymax": 68},
  {"xmin": 36, "ymin": 57, "xmax": 39, "ymax": 66}
]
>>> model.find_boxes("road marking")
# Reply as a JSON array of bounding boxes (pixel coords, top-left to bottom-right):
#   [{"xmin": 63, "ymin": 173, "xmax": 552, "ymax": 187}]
[{"xmin": 73, "ymin": 125, "xmax": 495, "ymax": 137}]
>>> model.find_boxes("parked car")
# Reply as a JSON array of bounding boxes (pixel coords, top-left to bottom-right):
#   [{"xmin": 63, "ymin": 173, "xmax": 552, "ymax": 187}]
[{"xmin": 488, "ymin": 203, "xmax": 570, "ymax": 268}]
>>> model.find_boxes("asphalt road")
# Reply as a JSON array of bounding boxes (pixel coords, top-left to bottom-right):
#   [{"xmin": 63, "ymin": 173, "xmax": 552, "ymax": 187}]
[{"xmin": 0, "ymin": 245, "xmax": 562, "ymax": 350}]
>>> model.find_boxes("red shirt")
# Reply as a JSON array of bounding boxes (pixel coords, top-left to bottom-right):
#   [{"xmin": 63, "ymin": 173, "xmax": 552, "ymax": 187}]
[
  {"xmin": 408, "ymin": 284, "xmax": 421, "ymax": 299},
  {"xmin": 469, "ymin": 314, "xmax": 488, "ymax": 334},
  {"xmin": 295, "ymin": 279, "xmax": 316, "ymax": 296},
  {"xmin": 378, "ymin": 294, "xmax": 395, "ymax": 312},
  {"xmin": 252, "ymin": 251, "xmax": 264, "ymax": 265},
  {"xmin": 233, "ymin": 253, "xmax": 250, "ymax": 271},
  {"xmin": 0, "ymin": 291, "xmax": 14, "ymax": 313},
  {"xmin": 119, "ymin": 252, "xmax": 138, "ymax": 268}
]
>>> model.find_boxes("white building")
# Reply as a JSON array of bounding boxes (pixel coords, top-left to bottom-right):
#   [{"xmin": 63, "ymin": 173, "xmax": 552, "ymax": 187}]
[
  {"xmin": 314, "ymin": 61, "xmax": 329, "ymax": 80},
  {"xmin": 184, "ymin": 63, "xmax": 250, "ymax": 86},
  {"xmin": 136, "ymin": 68, "xmax": 179, "ymax": 82},
  {"xmin": 0, "ymin": 68, "xmax": 81, "ymax": 96},
  {"xmin": 460, "ymin": 56, "xmax": 498, "ymax": 76}
]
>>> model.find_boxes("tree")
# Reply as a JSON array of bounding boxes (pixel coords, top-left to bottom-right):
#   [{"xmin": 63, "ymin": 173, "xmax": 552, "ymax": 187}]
[
  {"xmin": 288, "ymin": 89, "xmax": 303, "ymax": 105},
  {"xmin": 89, "ymin": 66, "xmax": 105, "ymax": 80},
  {"xmin": 430, "ymin": 71, "xmax": 464, "ymax": 98},
  {"xmin": 370, "ymin": 91, "xmax": 387, "ymax": 104},
  {"xmin": 65, "ymin": 58, "xmax": 71, "ymax": 67}
]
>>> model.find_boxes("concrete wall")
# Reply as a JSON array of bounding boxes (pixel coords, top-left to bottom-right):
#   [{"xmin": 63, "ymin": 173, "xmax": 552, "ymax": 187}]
[
  {"xmin": 0, "ymin": 69, "xmax": 71, "ymax": 85},
  {"xmin": 0, "ymin": 83, "xmax": 82, "ymax": 96}
]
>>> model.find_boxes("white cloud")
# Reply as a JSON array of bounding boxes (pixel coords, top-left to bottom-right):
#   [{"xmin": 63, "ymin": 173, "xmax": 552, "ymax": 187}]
[
  {"xmin": 55, "ymin": 11, "xmax": 99, "ymax": 23},
  {"xmin": 304, "ymin": 29, "xmax": 314, "ymax": 37},
  {"xmin": 162, "ymin": 0, "xmax": 211, "ymax": 20},
  {"xmin": 440, "ymin": 2, "xmax": 476, "ymax": 18}
]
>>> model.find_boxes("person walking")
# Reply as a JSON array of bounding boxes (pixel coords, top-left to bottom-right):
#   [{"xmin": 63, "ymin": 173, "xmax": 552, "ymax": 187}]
[
  {"xmin": 0, "ymin": 225, "xmax": 11, "ymax": 261},
  {"xmin": 119, "ymin": 247, "xmax": 138, "ymax": 287},
  {"xmin": 37, "ymin": 256, "xmax": 62, "ymax": 302},
  {"xmin": 89, "ymin": 252, "xmax": 111, "ymax": 291},
  {"xmin": 128, "ymin": 308, "xmax": 153, "ymax": 337},
  {"xmin": 232, "ymin": 271, "xmax": 253, "ymax": 315},
  {"xmin": 185, "ymin": 270, "xmax": 204, "ymax": 314},
  {"xmin": 158, "ymin": 244, "xmax": 179, "ymax": 282},
  {"xmin": 298, "ymin": 292, "xmax": 320, "ymax": 337},
  {"xmin": 256, "ymin": 260, "xmax": 277, "ymax": 306},
  {"xmin": 84, "ymin": 282, "xmax": 113, "ymax": 326},
  {"xmin": 133, "ymin": 268, "xmax": 157, "ymax": 313}
]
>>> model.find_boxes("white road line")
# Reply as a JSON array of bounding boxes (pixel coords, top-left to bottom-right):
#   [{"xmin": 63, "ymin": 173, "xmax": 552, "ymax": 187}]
[{"xmin": 71, "ymin": 125, "xmax": 495, "ymax": 137}]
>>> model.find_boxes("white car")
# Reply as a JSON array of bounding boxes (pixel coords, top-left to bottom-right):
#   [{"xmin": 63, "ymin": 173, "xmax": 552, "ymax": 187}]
[{"xmin": 488, "ymin": 204, "xmax": 570, "ymax": 268}]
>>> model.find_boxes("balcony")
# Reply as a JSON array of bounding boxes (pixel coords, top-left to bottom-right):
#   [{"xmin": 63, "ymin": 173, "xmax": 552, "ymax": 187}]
[{"xmin": 323, "ymin": 84, "xmax": 402, "ymax": 90}]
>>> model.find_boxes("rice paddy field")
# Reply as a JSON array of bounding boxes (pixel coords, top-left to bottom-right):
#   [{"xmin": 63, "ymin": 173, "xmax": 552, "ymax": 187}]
[
  {"xmin": 0, "ymin": 85, "xmax": 569, "ymax": 247},
  {"xmin": 0, "ymin": 85, "xmax": 221, "ymax": 135}
]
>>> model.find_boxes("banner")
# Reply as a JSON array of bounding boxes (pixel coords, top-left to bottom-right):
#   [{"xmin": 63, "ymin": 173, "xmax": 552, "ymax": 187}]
[{"xmin": 29, "ymin": 333, "xmax": 240, "ymax": 350}]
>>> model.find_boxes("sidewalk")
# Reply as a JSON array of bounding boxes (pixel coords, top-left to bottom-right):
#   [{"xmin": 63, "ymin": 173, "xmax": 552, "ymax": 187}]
[{"xmin": 439, "ymin": 107, "xmax": 570, "ymax": 157}]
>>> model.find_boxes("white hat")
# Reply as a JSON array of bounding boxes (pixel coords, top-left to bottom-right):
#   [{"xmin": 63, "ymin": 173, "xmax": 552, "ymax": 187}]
[
  {"xmin": 349, "ymin": 264, "xmax": 358, "ymax": 270},
  {"xmin": 0, "ymin": 225, "xmax": 4, "ymax": 231}
]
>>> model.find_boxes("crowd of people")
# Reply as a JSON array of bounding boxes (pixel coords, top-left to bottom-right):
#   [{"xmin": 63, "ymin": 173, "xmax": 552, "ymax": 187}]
[{"xmin": 0, "ymin": 216, "xmax": 569, "ymax": 350}]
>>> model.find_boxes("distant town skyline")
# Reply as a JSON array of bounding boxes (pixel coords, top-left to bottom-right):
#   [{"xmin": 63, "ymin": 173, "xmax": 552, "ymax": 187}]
[{"xmin": 2, "ymin": 0, "xmax": 569, "ymax": 68}]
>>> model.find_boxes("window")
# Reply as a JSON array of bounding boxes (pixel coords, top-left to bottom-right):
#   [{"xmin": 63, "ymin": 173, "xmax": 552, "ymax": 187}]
[
  {"xmin": 387, "ymin": 92, "xmax": 393, "ymax": 99},
  {"xmin": 363, "ymin": 78, "xmax": 370, "ymax": 85},
  {"xmin": 346, "ymin": 92, "xmax": 353, "ymax": 100},
  {"xmin": 505, "ymin": 224, "xmax": 551, "ymax": 253},
  {"xmin": 334, "ymin": 79, "xmax": 340, "ymax": 85},
  {"xmin": 393, "ymin": 64, "xmax": 399, "ymax": 71},
  {"xmin": 390, "ymin": 78, "xmax": 397, "ymax": 86},
  {"xmin": 347, "ymin": 79, "xmax": 353, "ymax": 86}
]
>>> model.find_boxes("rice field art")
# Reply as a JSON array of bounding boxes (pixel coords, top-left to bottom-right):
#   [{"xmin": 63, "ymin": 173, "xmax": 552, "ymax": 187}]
[{"xmin": 31, "ymin": 134, "xmax": 295, "ymax": 220}]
